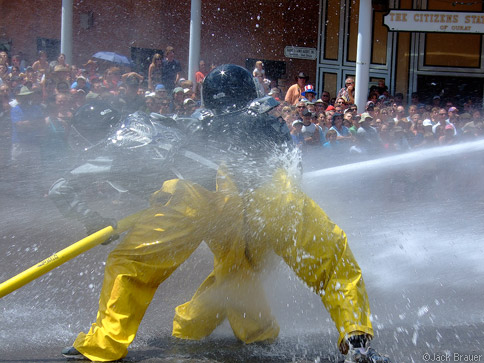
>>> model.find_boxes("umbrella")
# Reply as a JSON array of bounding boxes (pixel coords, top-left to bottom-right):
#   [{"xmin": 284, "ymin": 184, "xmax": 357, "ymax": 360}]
[{"xmin": 92, "ymin": 51, "xmax": 132, "ymax": 66}]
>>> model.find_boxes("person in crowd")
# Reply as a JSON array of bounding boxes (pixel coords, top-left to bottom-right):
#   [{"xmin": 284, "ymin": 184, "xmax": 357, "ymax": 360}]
[
  {"xmin": 194, "ymin": 59, "xmax": 208, "ymax": 98},
  {"xmin": 161, "ymin": 46, "xmax": 182, "ymax": 92},
  {"xmin": 142, "ymin": 93, "xmax": 160, "ymax": 114},
  {"xmin": 0, "ymin": 83, "xmax": 11, "ymax": 167},
  {"xmin": 103, "ymin": 67, "xmax": 122, "ymax": 94},
  {"xmin": 291, "ymin": 119, "xmax": 305, "ymax": 148},
  {"xmin": 322, "ymin": 129, "xmax": 342, "ymax": 153},
  {"xmin": 10, "ymin": 86, "xmax": 45, "ymax": 193},
  {"xmin": 170, "ymin": 86, "xmax": 185, "ymax": 114},
  {"xmin": 393, "ymin": 105, "xmax": 406, "ymax": 123},
  {"xmin": 314, "ymin": 98, "xmax": 326, "ymax": 115},
  {"xmin": 41, "ymin": 92, "xmax": 72, "ymax": 171},
  {"xmin": 0, "ymin": 63, "xmax": 8, "ymax": 86},
  {"xmin": 356, "ymin": 112, "xmax": 382, "ymax": 154},
  {"xmin": 253, "ymin": 60, "xmax": 267, "ymax": 95},
  {"xmin": 285, "ymin": 71, "xmax": 308, "ymax": 105},
  {"xmin": 180, "ymin": 97, "xmax": 198, "ymax": 116},
  {"xmin": 268, "ymin": 87, "xmax": 281, "ymax": 102},
  {"xmin": 32, "ymin": 50, "xmax": 50, "ymax": 76},
  {"xmin": 158, "ymin": 97, "xmax": 172, "ymax": 115},
  {"xmin": 116, "ymin": 73, "xmax": 145, "ymax": 114},
  {"xmin": 71, "ymin": 75, "xmax": 90, "ymax": 93},
  {"xmin": 439, "ymin": 124, "xmax": 457, "ymax": 145},
  {"xmin": 462, "ymin": 109, "xmax": 484, "ymax": 138},
  {"xmin": 337, "ymin": 77, "xmax": 355, "ymax": 104},
  {"xmin": 148, "ymin": 53, "xmax": 163, "ymax": 91},
  {"xmin": 0, "ymin": 51, "xmax": 8, "ymax": 67},
  {"xmin": 49, "ymin": 53, "xmax": 69, "ymax": 73},
  {"xmin": 433, "ymin": 108, "xmax": 456, "ymax": 136},
  {"xmin": 9, "ymin": 55, "xmax": 25, "ymax": 74},
  {"xmin": 301, "ymin": 85, "xmax": 317, "ymax": 103},
  {"xmin": 321, "ymin": 90, "xmax": 331, "ymax": 105},
  {"xmin": 410, "ymin": 92, "xmax": 419, "ymax": 106},
  {"xmin": 83, "ymin": 60, "xmax": 99, "ymax": 81},
  {"xmin": 317, "ymin": 112, "xmax": 329, "ymax": 144},
  {"xmin": 329, "ymin": 112, "xmax": 352, "ymax": 144}
]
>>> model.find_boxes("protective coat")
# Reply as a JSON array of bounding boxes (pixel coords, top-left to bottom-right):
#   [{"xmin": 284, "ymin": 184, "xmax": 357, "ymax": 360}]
[{"xmin": 73, "ymin": 169, "xmax": 373, "ymax": 362}]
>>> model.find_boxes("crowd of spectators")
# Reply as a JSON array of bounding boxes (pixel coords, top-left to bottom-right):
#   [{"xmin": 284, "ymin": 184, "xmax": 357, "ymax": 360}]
[
  {"xmin": 1, "ymin": 49, "xmax": 484, "ymax": 193},
  {"xmin": 279, "ymin": 74, "xmax": 484, "ymax": 163}
]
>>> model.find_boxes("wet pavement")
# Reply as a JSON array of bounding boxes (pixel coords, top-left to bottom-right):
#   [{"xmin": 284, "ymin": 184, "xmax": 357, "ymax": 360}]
[{"xmin": 1, "ymin": 145, "xmax": 484, "ymax": 362}]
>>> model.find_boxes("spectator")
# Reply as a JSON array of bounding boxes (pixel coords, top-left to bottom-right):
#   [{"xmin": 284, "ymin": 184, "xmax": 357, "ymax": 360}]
[
  {"xmin": 433, "ymin": 108, "xmax": 456, "ymax": 136},
  {"xmin": 462, "ymin": 109, "xmax": 484, "ymax": 138},
  {"xmin": 317, "ymin": 112, "xmax": 329, "ymax": 144},
  {"xmin": 158, "ymin": 97, "xmax": 172, "ymax": 115},
  {"xmin": 393, "ymin": 105, "xmax": 406, "ymax": 123},
  {"xmin": 72, "ymin": 89, "xmax": 87, "ymax": 109},
  {"xmin": 394, "ymin": 93, "xmax": 404, "ymax": 106},
  {"xmin": 285, "ymin": 71, "xmax": 308, "ymax": 105},
  {"xmin": 181, "ymin": 98, "xmax": 197, "ymax": 116},
  {"xmin": 329, "ymin": 112, "xmax": 352, "ymax": 143},
  {"xmin": 154, "ymin": 83, "xmax": 168, "ymax": 100},
  {"xmin": 142, "ymin": 93, "xmax": 160, "ymax": 114},
  {"xmin": 195, "ymin": 60, "xmax": 208, "ymax": 98},
  {"xmin": 0, "ymin": 83, "xmax": 11, "ymax": 167},
  {"xmin": 148, "ymin": 53, "xmax": 163, "ymax": 91},
  {"xmin": 83, "ymin": 60, "xmax": 100, "ymax": 81},
  {"xmin": 103, "ymin": 67, "xmax": 122, "ymax": 94},
  {"xmin": 343, "ymin": 109, "xmax": 353, "ymax": 129},
  {"xmin": 392, "ymin": 125, "xmax": 411, "ymax": 152},
  {"xmin": 301, "ymin": 85, "xmax": 317, "ymax": 103},
  {"xmin": 323, "ymin": 129, "xmax": 342, "ymax": 152},
  {"xmin": 9, "ymin": 55, "xmax": 25, "ymax": 74},
  {"xmin": 291, "ymin": 119, "xmax": 304, "ymax": 147},
  {"xmin": 337, "ymin": 77, "xmax": 355, "ymax": 104},
  {"xmin": 118, "ymin": 73, "xmax": 145, "ymax": 114},
  {"xmin": 171, "ymin": 87, "xmax": 185, "ymax": 114},
  {"xmin": 300, "ymin": 109, "xmax": 320, "ymax": 147},
  {"xmin": 0, "ymin": 51, "xmax": 8, "ymax": 67},
  {"xmin": 407, "ymin": 105, "xmax": 418, "ymax": 123},
  {"xmin": 161, "ymin": 46, "xmax": 182, "ymax": 92},
  {"xmin": 439, "ymin": 125, "xmax": 457, "ymax": 145},
  {"xmin": 0, "ymin": 63, "xmax": 8, "ymax": 85},
  {"xmin": 253, "ymin": 60, "xmax": 267, "ymax": 95},
  {"xmin": 410, "ymin": 92, "xmax": 419, "ymax": 106},
  {"xmin": 71, "ymin": 75, "xmax": 90, "ymax": 93},
  {"xmin": 10, "ymin": 86, "xmax": 45, "ymax": 168},
  {"xmin": 356, "ymin": 112, "xmax": 382, "ymax": 154},
  {"xmin": 295, "ymin": 100, "xmax": 307, "ymax": 119},
  {"xmin": 49, "ymin": 53, "xmax": 69, "ymax": 73},
  {"xmin": 313, "ymin": 99, "xmax": 325, "ymax": 114},
  {"xmin": 268, "ymin": 87, "xmax": 281, "ymax": 102},
  {"xmin": 32, "ymin": 50, "xmax": 49, "ymax": 76},
  {"xmin": 432, "ymin": 95, "xmax": 441, "ymax": 108},
  {"xmin": 41, "ymin": 93, "xmax": 72, "ymax": 171}
]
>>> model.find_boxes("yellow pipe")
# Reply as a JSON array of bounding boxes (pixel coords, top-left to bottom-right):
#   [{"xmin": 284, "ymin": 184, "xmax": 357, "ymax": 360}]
[{"xmin": 0, "ymin": 210, "xmax": 144, "ymax": 299}]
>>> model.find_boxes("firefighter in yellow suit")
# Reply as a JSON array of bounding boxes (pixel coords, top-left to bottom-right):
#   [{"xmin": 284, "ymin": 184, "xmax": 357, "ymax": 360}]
[
  {"xmin": 71, "ymin": 168, "xmax": 372, "ymax": 362},
  {"xmin": 59, "ymin": 65, "xmax": 390, "ymax": 362}
]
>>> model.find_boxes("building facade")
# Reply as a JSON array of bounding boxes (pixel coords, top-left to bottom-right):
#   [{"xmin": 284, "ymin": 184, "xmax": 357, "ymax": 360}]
[{"xmin": 1, "ymin": 0, "xmax": 483, "ymax": 103}]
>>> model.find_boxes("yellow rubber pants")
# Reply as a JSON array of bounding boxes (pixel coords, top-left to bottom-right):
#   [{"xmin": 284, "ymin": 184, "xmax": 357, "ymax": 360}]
[{"xmin": 73, "ymin": 170, "xmax": 372, "ymax": 361}]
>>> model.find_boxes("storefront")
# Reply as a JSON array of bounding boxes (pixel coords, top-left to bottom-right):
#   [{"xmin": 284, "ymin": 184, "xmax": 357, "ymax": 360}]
[{"xmin": 317, "ymin": 0, "xmax": 484, "ymax": 104}]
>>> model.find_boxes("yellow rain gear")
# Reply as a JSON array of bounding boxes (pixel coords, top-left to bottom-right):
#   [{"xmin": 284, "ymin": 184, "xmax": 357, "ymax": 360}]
[{"xmin": 73, "ymin": 169, "xmax": 373, "ymax": 362}]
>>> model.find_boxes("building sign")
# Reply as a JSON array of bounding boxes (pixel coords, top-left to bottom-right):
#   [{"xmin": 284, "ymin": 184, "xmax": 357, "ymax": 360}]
[
  {"xmin": 284, "ymin": 46, "xmax": 317, "ymax": 60},
  {"xmin": 383, "ymin": 10, "xmax": 484, "ymax": 34}
]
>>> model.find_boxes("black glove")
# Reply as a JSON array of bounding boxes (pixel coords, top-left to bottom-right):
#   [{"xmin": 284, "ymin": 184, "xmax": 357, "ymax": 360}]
[{"xmin": 84, "ymin": 213, "xmax": 118, "ymax": 245}]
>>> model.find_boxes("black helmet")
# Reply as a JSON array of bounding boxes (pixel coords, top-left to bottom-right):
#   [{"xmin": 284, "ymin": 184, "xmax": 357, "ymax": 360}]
[
  {"xmin": 72, "ymin": 101, "xmax": 120, "ymax": 145},
  {"xmin": 202, "ymin": 64, "xmax": 259, "ymax": 114}
]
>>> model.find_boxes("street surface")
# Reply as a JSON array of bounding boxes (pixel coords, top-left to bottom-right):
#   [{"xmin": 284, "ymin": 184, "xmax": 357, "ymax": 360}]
[{"xmin": 1, "ymin": 146, "xmax": 484, "ymax": 362}]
